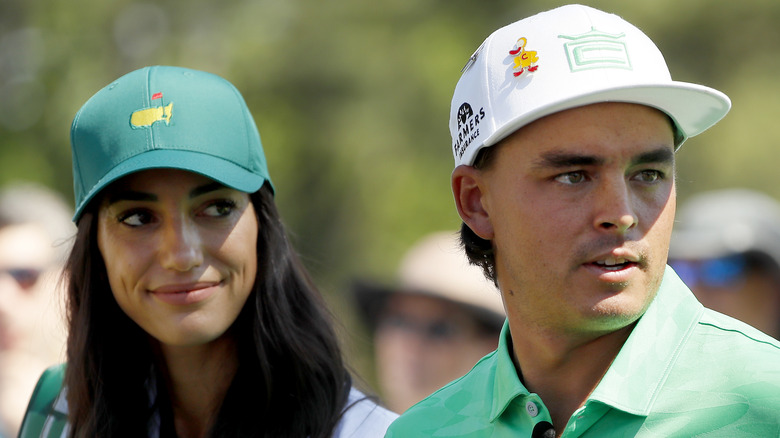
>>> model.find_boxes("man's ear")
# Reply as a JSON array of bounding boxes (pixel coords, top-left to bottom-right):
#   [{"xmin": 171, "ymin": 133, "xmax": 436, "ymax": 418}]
[{"xmin": 452, "ymin": 165, "xmax": 494, "ymax": 240}]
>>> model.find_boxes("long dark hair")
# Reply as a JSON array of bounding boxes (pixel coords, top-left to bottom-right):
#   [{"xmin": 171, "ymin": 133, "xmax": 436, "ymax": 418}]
[{"xmin": 63, "ymin": 183, "xmax": 350, "ymax": 437}]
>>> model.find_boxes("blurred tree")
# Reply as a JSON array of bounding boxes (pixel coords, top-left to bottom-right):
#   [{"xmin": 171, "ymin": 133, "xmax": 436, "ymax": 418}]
[{"xmin": 1, "ymin": 0, "xmax": 779, "ymax": 384}]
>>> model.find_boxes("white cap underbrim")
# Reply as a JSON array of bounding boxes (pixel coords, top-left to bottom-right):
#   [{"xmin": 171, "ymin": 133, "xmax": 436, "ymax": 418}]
[{"xmin": 482, "ymin": 81, "xmax": 731, "ymax": 150}]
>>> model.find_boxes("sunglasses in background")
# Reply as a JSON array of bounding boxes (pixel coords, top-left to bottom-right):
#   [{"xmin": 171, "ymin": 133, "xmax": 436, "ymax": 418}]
[
  {"xmin": 669, "ymin": 255, "xmax": 748, "ymax": 290},
  {"xmin": 377, "ymin": 313, "xmax": 465, "ymax": 343},
  {"xmin": 0, "ymin": 267, "xmax": 43, "ymax": 290}
]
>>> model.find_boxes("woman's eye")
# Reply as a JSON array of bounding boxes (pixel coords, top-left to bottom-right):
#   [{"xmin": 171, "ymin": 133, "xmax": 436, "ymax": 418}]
[
  {"xmin": 118, "ymin": 210, "xmax": 153, "ymax": 227},
  {"xmin": 554, "ymin": 171, "xmax": 586, "ymax": 185},
  {"xmin": 201, "ymin": 200, "xmax": 237, "ymax": 217}
]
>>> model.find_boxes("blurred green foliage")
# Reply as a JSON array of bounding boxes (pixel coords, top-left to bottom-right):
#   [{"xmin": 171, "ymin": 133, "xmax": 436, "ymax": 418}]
[{"xmin": 2, "ymin": 0, "xmax": 780, "ymax": 383}]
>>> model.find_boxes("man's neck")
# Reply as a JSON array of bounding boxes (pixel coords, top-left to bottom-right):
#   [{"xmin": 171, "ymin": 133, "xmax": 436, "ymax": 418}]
[{"xmin": 508, "ymin": 320, "xmax": 636, "ymax": 432}]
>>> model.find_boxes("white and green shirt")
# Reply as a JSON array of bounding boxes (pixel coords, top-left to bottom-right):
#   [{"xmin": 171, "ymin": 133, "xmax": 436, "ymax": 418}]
[{"xmin": 19, "ymin": 366, "xmax": 397, "ymax": 438}]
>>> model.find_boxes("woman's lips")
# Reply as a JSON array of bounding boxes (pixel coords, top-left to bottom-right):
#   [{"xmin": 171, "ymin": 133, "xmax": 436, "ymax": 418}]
[{"xmin": 150, "ymin": 282, "xmax": 221, "ymax": 304}]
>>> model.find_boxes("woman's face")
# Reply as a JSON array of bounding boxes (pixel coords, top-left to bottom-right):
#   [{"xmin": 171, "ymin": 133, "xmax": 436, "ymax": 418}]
[{"xmin": 97, "ymin": 169, "xmax": 258, "ymax": 347}]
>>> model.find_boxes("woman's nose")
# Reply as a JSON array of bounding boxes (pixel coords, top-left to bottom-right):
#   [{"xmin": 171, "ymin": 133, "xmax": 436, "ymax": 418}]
[{"xmin": 159, "ymin": 217, "xmax": 203, "ymax": 272}]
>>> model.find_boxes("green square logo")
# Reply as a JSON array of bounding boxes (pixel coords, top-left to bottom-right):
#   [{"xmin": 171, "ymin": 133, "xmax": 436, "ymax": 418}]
[{"xmin": 559, "ymin": 28, "xmax": 632, "ymax": 72}]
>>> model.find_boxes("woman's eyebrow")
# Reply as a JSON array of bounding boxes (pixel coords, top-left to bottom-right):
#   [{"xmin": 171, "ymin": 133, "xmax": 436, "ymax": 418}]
[
  {"xmin": 106, "ymin": 190, "xmax": 156, "ymax": 206},
  {"xmin": 106, "ymin": 182, "xmax": 227, "ymax": 206},
  {"xmin": 189, "ymin": 182, "xmax": 227, "ymax": 198}
]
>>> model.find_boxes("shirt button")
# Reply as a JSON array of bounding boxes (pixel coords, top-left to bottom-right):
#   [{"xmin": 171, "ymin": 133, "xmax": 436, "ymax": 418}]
[{"xmin": 526, "ymin": 401, "xmax": 539, "ymax": 417}]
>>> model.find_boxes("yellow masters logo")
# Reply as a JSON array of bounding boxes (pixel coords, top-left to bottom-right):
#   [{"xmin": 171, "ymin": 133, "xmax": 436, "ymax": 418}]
[{"xmin": 130, "ymin": 102, "xmax": 173, "ymax": 128}]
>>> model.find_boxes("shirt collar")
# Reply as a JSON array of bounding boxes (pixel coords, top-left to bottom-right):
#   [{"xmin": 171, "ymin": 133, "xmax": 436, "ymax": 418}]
[
  {"xmin": 489, "ymin": 320, "xmax": 530, "ymax": 421},
  {"xmin": 488, "ymin": 265, "xmax": 703, "ymax": 420},
  {"xmin": 588, "ymin": 265, "xmax": 703, "ymax": 415}
]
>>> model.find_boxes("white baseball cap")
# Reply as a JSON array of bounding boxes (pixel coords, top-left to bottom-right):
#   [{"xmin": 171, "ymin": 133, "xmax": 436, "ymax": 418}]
[
  {"xmin": 352, "ymin": 231, "xmax": 505, "ymax": 330},
  {"xmin": 670, "ymin": 189, "xmax": 780, "ymax": 268},
  {"xmin": 450, "ymin": 4, "xmax": 731, "ymax": 166}
]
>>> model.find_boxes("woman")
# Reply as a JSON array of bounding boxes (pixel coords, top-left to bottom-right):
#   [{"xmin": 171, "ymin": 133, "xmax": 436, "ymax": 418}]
[{"xmin": 18, "ymin": 66, "xmax": 397, "ymax": 437}]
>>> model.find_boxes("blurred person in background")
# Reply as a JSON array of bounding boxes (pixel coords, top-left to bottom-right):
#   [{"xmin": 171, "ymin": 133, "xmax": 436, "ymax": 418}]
[
  {"xmin": 669, "ymin": 188, "xmax": 780, "ymax": 338},
  {"xmin": 0, "ymin": 183, "xmax": 74, "ymax": 438},
  {"xmin": 352, "ymin": 231, "xmax": 505, "ymax": 413}
]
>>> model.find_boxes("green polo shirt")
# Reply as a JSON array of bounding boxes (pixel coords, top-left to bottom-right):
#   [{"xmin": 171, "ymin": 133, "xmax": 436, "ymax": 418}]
[{"xmin": 386, "ymin": 266, "xmax": 780, "ymax": 437}]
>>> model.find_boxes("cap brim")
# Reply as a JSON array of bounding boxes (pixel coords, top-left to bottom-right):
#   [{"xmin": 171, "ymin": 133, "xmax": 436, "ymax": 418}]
[
  {"xmin": 74, "ymin": 149, "xmax": 266, "ymax": 220},
  {"xmin": 350, "ymin": 280, "xmax": 395, "ymax": 329},
  {"xmin": 669, "ymin": 231, "xmax": 736, "ymax": 260},
  {"xmin": 483, "ymin": 81, "xmax": 731, "ymax": 149}
]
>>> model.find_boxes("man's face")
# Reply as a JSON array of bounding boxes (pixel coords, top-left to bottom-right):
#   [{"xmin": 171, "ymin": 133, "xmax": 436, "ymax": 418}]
[
  {"xmin": 454, "ymin": 102, "xmax": 676, "ymax": 338},
  {"xmin": 670, "ymin": 256, "xmax": 780, "ymax": 338},
  {"xmin": 374, "ymin": 293, "xmax": 499, "ymax": 413},
  {"xmin": 0, "ymin": 223, "xmax": 65, "ymax": 357}
]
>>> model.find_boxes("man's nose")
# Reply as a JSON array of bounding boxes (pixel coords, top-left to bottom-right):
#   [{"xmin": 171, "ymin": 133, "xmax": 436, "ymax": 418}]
[{"xmin": 593, "ymin": 179, "xmax": 638, "ymax": 235}]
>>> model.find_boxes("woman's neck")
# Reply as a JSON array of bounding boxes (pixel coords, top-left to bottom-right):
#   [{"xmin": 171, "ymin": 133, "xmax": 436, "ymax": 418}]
[{"xmin": 154, "ymin": 335, "xmax": 239, "ymax": 438}]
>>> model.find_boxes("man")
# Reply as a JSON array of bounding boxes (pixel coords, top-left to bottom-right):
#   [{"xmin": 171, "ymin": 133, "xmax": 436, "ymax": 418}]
[
  {"xmin": 352, "ymin": 231, "xmax": 505, "ymax": 413},
  {"xmin": 0, "ymin": 183, "xmax": 74, "ymax": 438},
  {"xmin": 669, "ymin": 189, "xmax": 780, "ymax": 338},
  {"xmin": 386, "ymin": 4, "xmax": 780, "ymax": 437}
]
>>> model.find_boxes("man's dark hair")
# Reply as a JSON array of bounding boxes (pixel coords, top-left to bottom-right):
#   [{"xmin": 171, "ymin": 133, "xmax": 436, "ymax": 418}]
[{"xmin": 459, "ymin": 145, "xmax": 499, "ymax": 286}]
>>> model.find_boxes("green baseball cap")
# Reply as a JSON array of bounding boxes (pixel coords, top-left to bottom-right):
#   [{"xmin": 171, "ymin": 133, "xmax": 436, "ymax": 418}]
[{"xmin": 70, "ymin": 65, "xmax": 272, "ymax": 221}]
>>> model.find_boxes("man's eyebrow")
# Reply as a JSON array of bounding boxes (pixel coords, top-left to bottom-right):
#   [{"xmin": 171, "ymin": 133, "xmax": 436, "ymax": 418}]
[
  {"xmin": 532, "ymin": 152, "xmax": 605, "ymax": 169},
  {"xmin": 631, "ymin": 147, "xmax": 674, "ymax": 166},
  {"xmin": 532, "ymin": 146, "xmax": 674, "ymax": 170}
]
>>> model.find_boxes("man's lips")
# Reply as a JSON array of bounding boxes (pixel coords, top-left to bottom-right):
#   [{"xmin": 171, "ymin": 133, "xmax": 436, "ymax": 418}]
[
  {"xmin": 590, "ymin": 257, "xmax": 637, "ymax": 271},
  {"xmin": 586, "ymin": 247, "xmax": 642, "ymax": 266},
  {"xmin": 581, "ymin": 247, "xmax": 644, "ymax": 279}
]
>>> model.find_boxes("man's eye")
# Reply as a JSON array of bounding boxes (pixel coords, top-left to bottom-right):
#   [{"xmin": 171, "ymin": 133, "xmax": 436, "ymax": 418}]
[
  {"xmin": 118, "ymin": 210, "xmax": 153, "ymax": 227},
  {"xmin": 202, "ymin": 200, "xmax": 237, "ymax": 217},
  {"xmin": 554, "ymin": 171, "xmax": 586, "ymax": 185},
  {"xmin": 636, "ymin": 170, "xmax": 663, "ymax": 183}
]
